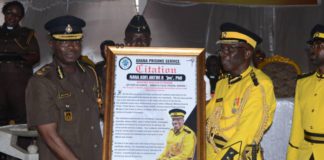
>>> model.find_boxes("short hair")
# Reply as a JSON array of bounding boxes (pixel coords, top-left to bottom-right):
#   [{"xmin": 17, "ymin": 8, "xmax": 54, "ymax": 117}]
[
  {"xmin": 2, "ymin": 1, "xmax": 25, "ymax": 18},
  {"xmin": 100, "ymin": 40, "xmax": 115, "ymax": 52},
  {"xmin": 206, "ymin": 55, "xmax": 219, "ymax": 66}
]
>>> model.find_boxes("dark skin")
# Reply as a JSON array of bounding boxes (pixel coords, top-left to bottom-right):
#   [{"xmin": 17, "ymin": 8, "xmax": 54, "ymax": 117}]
[
  {"xmin": 36, "ymin": 40, "xmax": 82, "ymax": 160},
  {"xmin": 3, "ymin": 5, "xmax": 40, "ymax": 65},
  {"xmin": 252, "ymin": 50, "xmax": 266, "ymax": 68},
  {"xmin": 219, "ymin": 43, "xmax": 253, "ymax": 76},
  {"xmin": 206, "ymin": 55, "xmax": 222, "ymax": 76},
  {"xmin": 4, "ymin": 5, "xmax": 22, "ymax": 28},
  {"xmin": 50, "ymin": 40, "xmax": 82, "ymax": 72},
  {"xmin": 310, "ymin": 41, "xmax": 324, "ymax": 74},
  {"xmin": 124, "ymin": 32, "xmax": 151, "ymax": 47}
]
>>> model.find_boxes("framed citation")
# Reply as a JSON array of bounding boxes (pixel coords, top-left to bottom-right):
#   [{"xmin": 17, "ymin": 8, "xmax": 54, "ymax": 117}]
[{"xmin": 103, "ymin": 47, "xmax": 206, "ymax": 160}]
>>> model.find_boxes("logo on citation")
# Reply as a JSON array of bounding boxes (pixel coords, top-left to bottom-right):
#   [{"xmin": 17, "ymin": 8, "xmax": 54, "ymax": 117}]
[{"xmin": 119, "ymin": 57, "xmax": 132, "ymax": 70}]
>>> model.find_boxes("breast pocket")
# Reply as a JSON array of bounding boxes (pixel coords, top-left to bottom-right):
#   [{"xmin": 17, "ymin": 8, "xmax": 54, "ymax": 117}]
[{"xmin": 55, "ymin": 94, "xmax": 81, "ymax": 146}]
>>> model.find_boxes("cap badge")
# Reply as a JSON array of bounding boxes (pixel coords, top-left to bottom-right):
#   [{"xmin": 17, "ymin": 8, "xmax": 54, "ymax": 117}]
[{"xmin": 65, "ymin": 24, "xmax": 73, "ymax": 33}]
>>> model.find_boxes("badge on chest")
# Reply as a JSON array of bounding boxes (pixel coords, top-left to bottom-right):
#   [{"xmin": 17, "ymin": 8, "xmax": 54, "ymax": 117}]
[
  {"xmin": 64, "ymin": 104, "xmax": 73, "ymax": 122},
  {"xmin": 232, "ymin": 98, "xmax": 241, "ymax": 114}
]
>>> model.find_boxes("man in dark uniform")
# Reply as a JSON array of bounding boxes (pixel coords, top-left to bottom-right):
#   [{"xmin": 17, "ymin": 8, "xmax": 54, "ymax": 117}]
[
  {"xmin": 26, "ymin": 15, "xmax": 102, "ymax": 160},
  {"xmin": 124, "ymin": 14, "xmax": 151, "ymax": 47},
  {"xmin": 0, "ymin": 1, "xmax": 39, "ymax": 125}
]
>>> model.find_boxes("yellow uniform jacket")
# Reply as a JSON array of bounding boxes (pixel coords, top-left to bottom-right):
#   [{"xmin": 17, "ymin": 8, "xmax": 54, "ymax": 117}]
[
  {"xmin": 158, "ymin": 125, "xmax": 196, "ymax": 160},
  {"xmin": 206, "ymin": 66, "xmax": 276, "ymax": 160},
  {"xmin": 287, "ymin": 72, "xmax": 324, "ymax": 160}
]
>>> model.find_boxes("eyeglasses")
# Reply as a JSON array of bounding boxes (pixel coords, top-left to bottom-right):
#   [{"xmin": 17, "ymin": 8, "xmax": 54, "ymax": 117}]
[{"xmin": 217, "ymin": 45, "xmax": 247, "ymax": 55}]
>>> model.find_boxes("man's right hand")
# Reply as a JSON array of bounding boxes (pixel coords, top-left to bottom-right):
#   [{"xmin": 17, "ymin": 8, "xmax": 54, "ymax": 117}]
[{"xmin": 37, "ymin": 123, "xmax": 79, "ymax": 160}]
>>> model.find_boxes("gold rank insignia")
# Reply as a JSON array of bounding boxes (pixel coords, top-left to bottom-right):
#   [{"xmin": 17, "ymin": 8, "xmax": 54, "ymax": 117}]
[
  {"xmin": 58, "ymin": 91, "xmax": 72, "ymax": 99},
  {"xmin": 64, "ymin": 111, "xmax": 73, "ymax": 121},
  {"xmin": 64, "ymin": 104, "xmax": 73, "ymax": 121},
  {"xmin": 35, "ymin": 66, "xmax": 50, "ymax": 76}
]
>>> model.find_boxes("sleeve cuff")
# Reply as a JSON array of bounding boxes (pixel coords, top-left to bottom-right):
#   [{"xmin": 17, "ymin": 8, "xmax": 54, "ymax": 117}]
[{"xmin": 221, "ymin": 147, "xmax": 238, "ymax": 160}]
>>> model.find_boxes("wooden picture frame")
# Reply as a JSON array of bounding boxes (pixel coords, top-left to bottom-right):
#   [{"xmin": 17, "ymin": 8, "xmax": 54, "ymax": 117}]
[{"xmin": 103, "ymin": 47, "xmax": 206, "ymax": 160}]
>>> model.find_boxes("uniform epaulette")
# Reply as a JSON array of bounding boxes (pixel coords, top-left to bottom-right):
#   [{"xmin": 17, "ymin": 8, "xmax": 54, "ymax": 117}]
[
  {"xmin": 250, "ymin": 71, "xmax": 259, "ymax": 86},
  {"xmin": 297, "ymin": 72, "xmax": 315, "ymax": 80},
  {"xmin": 80, "ymin": 56, "xmax": 95, "ymax": 67},
  {"xmin": 183, "ymin": 127, "xmax": 191, "ymax": 134},
  {"xmin": 35, "ymin": 65, "xmax": 51, "ymax": 77}
]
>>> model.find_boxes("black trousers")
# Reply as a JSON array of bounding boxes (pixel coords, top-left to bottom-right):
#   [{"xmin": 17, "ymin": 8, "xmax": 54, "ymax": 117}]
[{"xmin": 310, "ymin": 154, "xmax": 314, "ymax": 160}]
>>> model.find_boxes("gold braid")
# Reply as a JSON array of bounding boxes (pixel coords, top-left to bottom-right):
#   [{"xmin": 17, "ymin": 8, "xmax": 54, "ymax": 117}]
[
  {"xmin": 87, "ymin": 66, "xmax": 103, "ymax": 113},
  {"xmin": 252, "ymin": 85, "xmax": 270, "ymax": 144},
  {"xmin": 206, "ymin": 85, "xmax": 253, "ymax": 153}
]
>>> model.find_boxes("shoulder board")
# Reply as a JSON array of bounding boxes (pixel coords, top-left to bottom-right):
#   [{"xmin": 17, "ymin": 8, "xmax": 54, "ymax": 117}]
[
  {"xmin": 250, "ymin": 71, "xmax": 259, "ymax": 86},
  {"xmin": 297, "ymin": 72, "xmax": 315, "ymax": 80},
  {"xmin": 183, "ymin": 127, "xmax": 191, "ymax": 134},
  {"xmin": 35, "ymin": 65, "xmax": 51, "ymax": 77},
  {"xmin": 80, "ymin": 56, "xmax": 95, "ymax": 67}
]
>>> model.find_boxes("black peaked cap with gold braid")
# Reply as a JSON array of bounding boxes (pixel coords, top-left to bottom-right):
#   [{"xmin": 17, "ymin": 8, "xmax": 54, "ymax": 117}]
[
  {"xmin": 44, "ymin": 15, "xmax": 85, "ymax": 41},
  {"xmin": 125, "ymin": 15, "xmax": 151, "ymax": 35},
  {"xmin": 217, "ymin": 22, "xmax": 262, "ymax": 49},
  {"xmin": 307, "ymin": 24, "xmax": 324, "ymax": 44},
  {"xmin": 169, "ymin": 109, "xmax": 186, "ymax": 118}
]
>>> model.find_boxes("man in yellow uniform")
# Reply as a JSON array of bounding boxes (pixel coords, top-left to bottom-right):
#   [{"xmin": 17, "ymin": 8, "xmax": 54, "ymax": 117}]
[
  {"xmin": 206, "ymin": 23, "xmax": 276, "ymax": 160},
  {"xmin": 287, "ymin": 24, "xmax": 324, "ymax": 160},
  {"xmin": 158, "ymin": 109, "xmax": 196, "ymax": 160}
]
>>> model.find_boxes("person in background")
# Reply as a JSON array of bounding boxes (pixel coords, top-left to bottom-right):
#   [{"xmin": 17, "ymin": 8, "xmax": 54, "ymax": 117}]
[
  {"xmin": 0, "ymin": 0, "xmax": 39, "ymax": 126},
  {"xmin": 95, "ymin": 39, "xmax": 115, "ymax": 87},
  {"xmin": 287, "ymin": 24, "xmax": 324, "ymax": 160},
  {"xmin": 26, "ymin": 15, "xmax": 102, "ymax": 160},
  {"xmin": 94, "ymin": 40, "xmax": 115, "ymax": 136},
  {"xmin": 206, "ymin": 55, "xmax": 222, "ymax": 98},
  {"xmin": 124, "ymin": 14, "xmax": 151, "ymax": 47},
  {"xmin": 206, "ymin": 23, "xmax": 276, "ymax": 160},
  {"xmin": 252, "ymin": 49, "xmax": 266, "ymax": 68}
]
